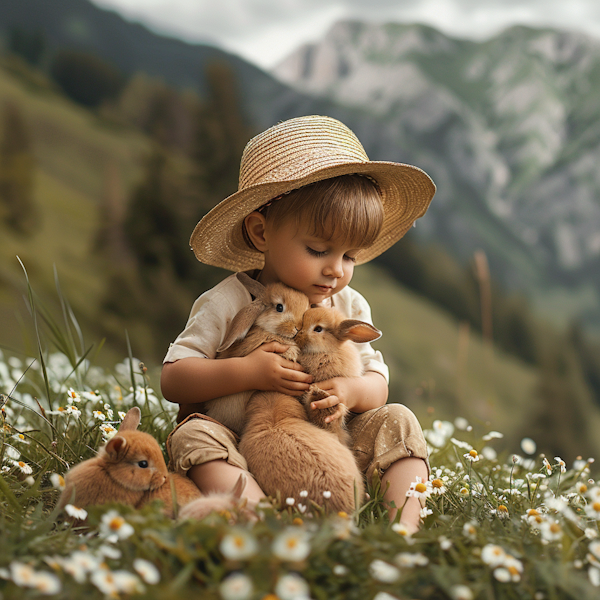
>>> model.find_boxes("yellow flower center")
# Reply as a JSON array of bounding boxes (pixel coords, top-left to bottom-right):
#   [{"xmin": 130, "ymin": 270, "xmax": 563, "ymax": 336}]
[
  {"xmin": 286, "ymin": 538, "xmax": 298, "ymax": 549},
  {"xmin": 550, "ymin": 523, "xmax": 561, "ymax": 534},
  {"xmin": 527, "ymin": 509, "xmax": 539, "ymax": 516},
  {"xmin": 593, "ymin": 502, "xmax": 600, "ymax": 512},
  {"xmin": 109, "ymin": 517, "xmax": 125, "ymax": 530},
  {"xmin": 293, "ymin": 518, "xmax": 304, "ymax": 526},
  {"xmin": 18, "ymin": 434, "xmax": 24, "ymax": 440},
  {"xmin": 415, "ymin": 483, "xmax": 427, "ymax": 493},
  {"xmin": 579, "ymin": 484, "xmax": 588, "ymax": 493},
  {"xmin": 508, "ymin": 565, "xmax": 520, "ymax": 576},
  {"xmin": 469, "ymin": 450, "xmax": 478, "ymax": 458},
  {"xmin": 432, "ymin": 479, "xmax": 443, "ymax": 488},
  {"xmin": 498, "ymin": 505, "xmax": 508, "ymax": 512},
  {"xmin": 234, "ymin": 536, "xmax": 245, "ymax": 548},
  {"xmin": 337, "ymin": 511, "xmax": 348, "ymax": 518},
  {"xmin": 58, "ymin": 407, "xmax": 65, "ymax": 412}
]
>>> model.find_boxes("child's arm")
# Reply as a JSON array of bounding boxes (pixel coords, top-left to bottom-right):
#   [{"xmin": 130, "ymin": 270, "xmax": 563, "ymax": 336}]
[
  {"xmin": 308, "ymin": 371, "xmax": 388, "ymax": 422},
  {"xmin": 161, "ymin": 341, "xmax": 313, "ymax": 405}
]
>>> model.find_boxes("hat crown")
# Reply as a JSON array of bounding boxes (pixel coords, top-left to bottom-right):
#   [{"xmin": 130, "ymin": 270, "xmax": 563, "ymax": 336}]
[{"xmin": 238, "ymin": 115, "xmax": 370, "ymax": 191}]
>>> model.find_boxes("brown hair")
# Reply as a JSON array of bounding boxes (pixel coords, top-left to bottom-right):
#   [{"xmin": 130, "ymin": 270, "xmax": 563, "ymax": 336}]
[{"xmin": 253, "ymin": 174, "xmax": 384, "ymax": 250}]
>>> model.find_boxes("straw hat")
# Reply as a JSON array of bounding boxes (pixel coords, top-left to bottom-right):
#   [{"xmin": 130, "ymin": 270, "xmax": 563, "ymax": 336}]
[{"xmin": 190, "ymin": 115, "xmax": 435, "ymax": 271}]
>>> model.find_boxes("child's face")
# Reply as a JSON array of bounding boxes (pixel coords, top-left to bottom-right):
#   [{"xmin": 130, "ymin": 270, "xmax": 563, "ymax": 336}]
[{"xmin": 259, "ymin": 218, "xmax": 360, "ymax": 305}]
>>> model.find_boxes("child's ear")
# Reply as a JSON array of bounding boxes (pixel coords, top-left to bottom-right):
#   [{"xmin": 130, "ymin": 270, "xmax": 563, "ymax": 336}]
[{"xmin": 244, "ymin": 212, "xmax": 268, "ymax": 252}]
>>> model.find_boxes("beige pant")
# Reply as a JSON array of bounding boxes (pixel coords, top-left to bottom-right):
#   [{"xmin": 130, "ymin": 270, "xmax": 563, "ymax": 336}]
[{"xmin": 167, "ymin": 403, "xmax": 429, "ymax": 483}]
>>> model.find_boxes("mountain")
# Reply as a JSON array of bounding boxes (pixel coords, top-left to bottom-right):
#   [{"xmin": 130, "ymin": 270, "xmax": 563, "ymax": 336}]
[
  {"xmin": 273, "ymin": 21, "xmax": 600, "ymax": 329},
  {"xmin": 3, "ymin": 1, "xmax": 600, "ymax": 331}
]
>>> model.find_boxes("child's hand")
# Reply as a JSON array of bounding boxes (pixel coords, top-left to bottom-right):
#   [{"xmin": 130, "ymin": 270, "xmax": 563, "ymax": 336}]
[
  {"xmin": 308, "ymin": 377, "xmax": 355, "ymax": 423},
  {"xmin": 244, "ymin": 342, "xmax": 312, "ymax": 396}
]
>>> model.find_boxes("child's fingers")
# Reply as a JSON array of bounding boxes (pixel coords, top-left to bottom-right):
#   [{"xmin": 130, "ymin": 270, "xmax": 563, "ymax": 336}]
[
  {"xmin": 324, "ymin": 405, "xmax": 345, "ymax": 423},
  {"xmin": 310, "ymin": 394, "xmax": 340, "ymax": 411},
  {"xmin": 260, "ymin": 341, "xmax": 291, "ymax": 354}
]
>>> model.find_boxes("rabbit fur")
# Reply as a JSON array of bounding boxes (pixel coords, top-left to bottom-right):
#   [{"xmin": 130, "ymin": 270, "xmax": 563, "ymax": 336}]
[
  {"xmin": 239, "ymin": 306, "xmax": 381, "ymax": 513},
  {"xmin": 197, "ymin": 272, "xmax": 309, "ymax": 435},
  {"xmin": 58, "ymin": 407, "xmax": 203, "ymax": 518},
  {"xmin": 295, "ymin": 306, "xmax": 382, "ymax": 445}
]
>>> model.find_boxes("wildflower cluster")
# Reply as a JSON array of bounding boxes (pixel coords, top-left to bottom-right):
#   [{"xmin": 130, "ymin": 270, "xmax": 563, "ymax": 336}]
[{"xmin": 1, "ymin": 348, "xmax": 600, "ymax": 599}]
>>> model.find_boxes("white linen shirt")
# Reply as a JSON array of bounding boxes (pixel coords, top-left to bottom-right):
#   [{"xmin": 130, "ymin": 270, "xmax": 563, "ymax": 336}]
[{"xmin": 164, "ymin": 273, "xmax": 389, "ymax": 383}]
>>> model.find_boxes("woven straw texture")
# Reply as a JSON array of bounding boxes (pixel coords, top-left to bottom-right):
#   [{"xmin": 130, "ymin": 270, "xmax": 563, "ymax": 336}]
[{"xmin": 190, "ymin": 115, "xmax": 436, "ymax": 271}]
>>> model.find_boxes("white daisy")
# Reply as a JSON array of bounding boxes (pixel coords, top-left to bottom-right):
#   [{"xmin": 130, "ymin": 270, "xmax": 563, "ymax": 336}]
[
  {"xmin": 100, "ymin": 510, "xmax": 134, "ymax": 540},
  {"xmin": 369, "ymin": 559, "xmax": 400, "ymax": 583},
  {"xmin": 49, "ymin": 473, "xmax": 65, "ymax": 491},
  {"xmin": 481, "ymin": 544, "xmax": 507, "ymax": 568},
  {"xmin": 520, "ymin": 438, "xmax": 537, "ymax": 455},
  {"xmin": 66, "ymin": 388, "xmax": 81, "ymax": 403},
  {"xmin": 132, "ymin": 559, "xmax": 160, "ymax": 585},
  {"xmin": 555, "ymin": 457, "xmax": 567, "ymax": 474},
  {"xmin": 272, "ymin": 528, "xmax": 311, "ymax": 562},
  {"xmin": 220, "ymin": 529, "xmax": 259, "ymax": 561},
  {"xmin": 275, "ymin": 573, "xmax": 310, "ymax": 600},
  {"xmin": 462, "ymin": 521, "xmax": 478, "ymax": 540},
  {"xmin": 464, "ymin": 449, "xmax": 480, "ymax": 462},
  {"xmin": 32, "ymin": 571, "xmax": 62, "ymax": 595},
  {"xmin": 12, "ymin": 460, "xmax": 33, "ymax": 475},
  {"xmin": 9, "ymin": 562, "xmax": 37, "ymax": 587},
  {"xmin": 219, "ymin": 572, "xmax": 253, "ymax": 600},
  {"xmin": 64, "ymin": 504, "xmax": 88, "ymax": 521},
  {"xmin": 450, "ymin": 584, "xmax": 474, "ymax": 600},
  {"xmin": 406, "ymin": 476, "xmax": 431, "ymax": 500}
]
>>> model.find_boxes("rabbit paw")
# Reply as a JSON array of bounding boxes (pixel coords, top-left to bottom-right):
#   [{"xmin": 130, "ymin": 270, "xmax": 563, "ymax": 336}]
[{"xmin": 304, "ymin": 386, "xmax": 350, "ymax": 445}]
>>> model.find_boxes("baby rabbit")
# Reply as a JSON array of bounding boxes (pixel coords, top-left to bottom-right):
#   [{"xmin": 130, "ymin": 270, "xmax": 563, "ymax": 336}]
[
  {"xmin": 58, "ymin": 407, "xmax": 202, "ymax": 518},
  {"xmin": 295, "ymin": 307, "xmax": 382, "ymax": 445},
  {"xmin": 193, "ymin": 272, "xmax": 309, "ymax": 435},
  {"xmin": 239, "ymin": 388, "xmax": 365, "ymax": 513}
]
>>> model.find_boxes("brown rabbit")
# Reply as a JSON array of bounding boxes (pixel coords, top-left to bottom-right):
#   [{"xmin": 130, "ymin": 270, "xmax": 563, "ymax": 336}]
[
  {"xmin": 191, "ymin": 272, "xmax": 310, "ymax": 435},
  {"xmin": 239, "ymin": 389, "xmax": 364, "ymax": 513},
  {"xmin": 295, "ymin": 307, "xmax": 382, "ymax": 445},
  {"xmin": 58, "ymin": 407, "xmax": 202, "ymax": 518}
]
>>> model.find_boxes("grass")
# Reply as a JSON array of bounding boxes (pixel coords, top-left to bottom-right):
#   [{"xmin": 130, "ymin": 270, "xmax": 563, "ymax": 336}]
[{"xmin": 1, "ymin": 270, "xmax": 600, "ymax": 599}]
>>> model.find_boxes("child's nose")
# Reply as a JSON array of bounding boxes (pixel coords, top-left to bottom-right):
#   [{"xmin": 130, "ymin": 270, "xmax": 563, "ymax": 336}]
[{"xmin": 323, "ymin": 258, "xmax": 344, "ymax": 279}]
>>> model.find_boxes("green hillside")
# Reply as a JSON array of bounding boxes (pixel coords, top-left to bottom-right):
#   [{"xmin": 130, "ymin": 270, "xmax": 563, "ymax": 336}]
[
  {"xmin": 1, "ymin": 53, "xmax": 600, "ymax": 461},
  {"xmin": 0, "ymin": 59, "xmax": 134, "ymax": 347}
]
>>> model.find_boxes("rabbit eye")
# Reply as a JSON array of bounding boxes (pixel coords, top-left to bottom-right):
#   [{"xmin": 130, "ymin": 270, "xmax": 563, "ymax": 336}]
[
  {"xmin": 314, "ymin": 326, "xmax": 323, "ymax": 333},
  {"xmin": 138, "ymin": 460, "xmax": 149, "ymax": 468},
  {"xmin": 276, "ymin": 303, "xmax": 284, "ymax": 313}
]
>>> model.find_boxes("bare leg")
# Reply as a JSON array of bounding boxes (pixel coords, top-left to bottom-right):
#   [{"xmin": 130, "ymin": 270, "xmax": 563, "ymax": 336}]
[
  {"xmin": 381, "ymin": 457, "xmax": 428, "ymax": 533},
  {"xmin": 188, "ymin": 459, "xmax": 266, "ymax": 506}
]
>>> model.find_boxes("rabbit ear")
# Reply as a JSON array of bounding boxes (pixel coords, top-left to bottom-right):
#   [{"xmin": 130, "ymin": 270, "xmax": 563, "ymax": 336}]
[
  {"xmin": 105, "ymin": 435, "xmax": 128, "ymax": 461},
  {"xmin": 336, "ymin": 320, "xmax": 382, "ymax": 344},
  {"xmin": 236, "ymin": 272, "xmax": 266, "ymax": 300},
  {"xmin": 217, "ymin": 301, "xmax": 265, "ymax": 352},
  {"xmin": 118, "ymin": 407, "xmax": 141, "ymax": 431},
  {"xmin": 230, "ymin": 473, "xmax": 247, "ymax": 499}
]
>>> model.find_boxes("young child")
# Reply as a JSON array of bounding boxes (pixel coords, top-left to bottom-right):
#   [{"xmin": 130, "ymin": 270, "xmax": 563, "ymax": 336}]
[{"xmin": 161, "ymin": 115, "xmax": 436, "ymax": 531}]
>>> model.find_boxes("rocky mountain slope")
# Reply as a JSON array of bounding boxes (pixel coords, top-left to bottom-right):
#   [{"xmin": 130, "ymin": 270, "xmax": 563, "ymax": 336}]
[{"xmin": 274, "ymin": 21, "xmax": 600, "ymax": 328}]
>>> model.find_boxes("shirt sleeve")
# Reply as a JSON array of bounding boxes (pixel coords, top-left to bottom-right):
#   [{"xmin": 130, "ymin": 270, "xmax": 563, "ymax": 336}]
[
  {"xmin": 163, "ymin": 277, "xmax": 251, "ymax": 364},
  {"xmin": 339, "ymin": 287, "xmax": 390, "ymax": 384}
]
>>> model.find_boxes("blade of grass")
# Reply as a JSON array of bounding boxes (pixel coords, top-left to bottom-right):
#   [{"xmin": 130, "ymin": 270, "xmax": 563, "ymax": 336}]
[
  {"xmin": 54, "ymin": 265, "xmax": 85, "ymax": 358},
  {"xmin": 16, "ymin": 257, "xmax": 52, "ymax": 410}
]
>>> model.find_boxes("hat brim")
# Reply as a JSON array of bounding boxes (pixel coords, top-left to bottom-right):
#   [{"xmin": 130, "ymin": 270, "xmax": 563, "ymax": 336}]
[{"xmin": 190, "ymin": 160, "xmax": 436, "ymax": 272}]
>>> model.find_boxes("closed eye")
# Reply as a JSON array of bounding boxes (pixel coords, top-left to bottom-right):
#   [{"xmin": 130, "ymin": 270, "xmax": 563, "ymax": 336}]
[{"xmin": 306, "ymin": 246, "xmax": 326, "ymax": 257}]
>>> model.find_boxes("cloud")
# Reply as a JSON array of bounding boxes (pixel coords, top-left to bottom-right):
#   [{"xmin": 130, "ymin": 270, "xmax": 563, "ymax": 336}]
[{"xmin": 91, "ymin": 0, "xmax": 600, "ymax": 68}]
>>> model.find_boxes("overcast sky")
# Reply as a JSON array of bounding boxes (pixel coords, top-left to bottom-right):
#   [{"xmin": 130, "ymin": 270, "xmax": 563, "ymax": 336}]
[{"xmin": 91, "ymin": 0, "xmax": 600, "ymax": 69}]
